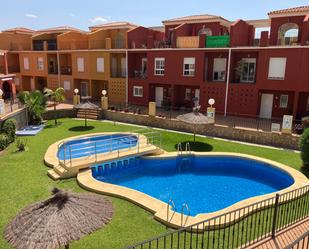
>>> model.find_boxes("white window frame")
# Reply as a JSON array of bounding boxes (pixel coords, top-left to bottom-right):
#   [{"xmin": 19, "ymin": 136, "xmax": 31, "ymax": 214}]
[
  {"xmin": 213, "ymin": 58, "xmax": 227, "ymax": 81},
  {"xmin": 77, "ymin": 57, "xmax": 85, "ymax": 72},
  {"xmin": 268, "ymin": 57, "xmax": 287, "ymax": 80},
  {"xmin": 279, "ymin": 95, "xmax": 289, "ymax": 108},
  {"xmin": 133, "ymin": 86, "xmax": 143, "ymax": 97},
  {"xmin": 240, "ymin": 58, "xmax": 256, "ymax": 83},
  {"xmin": 37, "ymin": 57, "xmax": 44, "ymax": 71},
  {"xmin": 63, "ymin": 80, "xmax": 71, "ymax": 91},
  {"xmin": 23, "ymin": 57, "xmax": 29, "ymax": 70},
  {"xmin": 183, "ymin": 57, "xmax": 195, "ymax": 76},
  {"xmin": 96, "ymin": 57, "xmax": 104, "ymax": 73},
  {"xmin": 154, "ymin": 58, "xmax": 165, "ymax": 75}
]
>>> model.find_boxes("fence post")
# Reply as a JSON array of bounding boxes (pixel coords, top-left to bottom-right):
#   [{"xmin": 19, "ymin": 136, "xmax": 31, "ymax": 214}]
[{"xmin": 272, "ymin": 194, "xmax": 280, "ymax": 239}]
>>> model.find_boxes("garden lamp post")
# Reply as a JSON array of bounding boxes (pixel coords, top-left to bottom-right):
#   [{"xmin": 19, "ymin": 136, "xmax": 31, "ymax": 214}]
[
  {"xmin": 207, "ymin": 98, "xmax": 216, "ymax": 124},
  {"xmin": 101, "ymin": 89, "xmax": 108, "ymax": 110},
  {"xmin": 73, "ymin": 88, "xmax": 80, "ymax": 105}
]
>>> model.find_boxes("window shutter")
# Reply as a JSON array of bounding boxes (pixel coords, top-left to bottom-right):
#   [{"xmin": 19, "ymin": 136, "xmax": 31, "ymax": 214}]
[
  {"xmin": 268, "ymin": 58, "xmax": 287, "ymax": 79},
  {"xmin": 77, "ymin": 57, "xmax": 84, "ymax": 72},
  {"xmin": 96, "ymin": 58, "xmax": 104, "ymax": 73},
  {"xmin": 184, "ymin": 57, "xmax": 195, "ymax": 65},
  {"xmin": 213, "ymin": 58, "xmax": 227, "ymax": 72}
]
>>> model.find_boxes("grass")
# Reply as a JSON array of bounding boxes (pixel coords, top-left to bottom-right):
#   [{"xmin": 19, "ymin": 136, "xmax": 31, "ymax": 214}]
[{"xmin": 0, "ymin": 118, "xmax": 306, "ymax": 249}]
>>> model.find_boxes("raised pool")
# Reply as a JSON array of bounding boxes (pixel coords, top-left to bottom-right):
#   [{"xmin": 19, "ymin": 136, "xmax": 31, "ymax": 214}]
[
  {"xmin": 57, "ymin": 134, "xmax": 138, "ymax": 160},
  {"xmin": 92, "ymin": 155, "xmax": 294, "ymax": 215}
]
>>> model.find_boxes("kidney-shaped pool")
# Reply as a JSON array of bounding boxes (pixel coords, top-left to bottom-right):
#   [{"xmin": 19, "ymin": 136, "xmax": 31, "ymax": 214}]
[{"xmin": 91, "ymin": 155, "xmax": 295, "ymax": 215}]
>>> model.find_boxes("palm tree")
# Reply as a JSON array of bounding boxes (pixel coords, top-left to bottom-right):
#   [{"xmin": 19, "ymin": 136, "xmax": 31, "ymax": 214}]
[
  {"xmin": 18, "ymin": 91, "xmax": 47, "ymax": 125},
  {"xmin": 44, "ymin": 87, "xmax": 66, "ymax": 125}
]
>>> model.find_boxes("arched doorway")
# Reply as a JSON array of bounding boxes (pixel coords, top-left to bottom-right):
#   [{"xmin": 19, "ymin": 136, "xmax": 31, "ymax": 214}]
[
  {"xmin": 2, "ymin": 81, "xmax": 12, "ymax": 100},
  {"xmin": 278, "ymin": 23, "xmax": 299, "ymax": 45},
  {"xmin": 198, "ymin": 27, "xmax": 213, "ymax": 36}
]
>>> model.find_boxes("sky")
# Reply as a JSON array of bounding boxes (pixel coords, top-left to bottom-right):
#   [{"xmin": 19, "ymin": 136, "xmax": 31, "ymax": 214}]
[{"xmin": 1, "ymin": 0, "xmax": 309, "ymax": 31}]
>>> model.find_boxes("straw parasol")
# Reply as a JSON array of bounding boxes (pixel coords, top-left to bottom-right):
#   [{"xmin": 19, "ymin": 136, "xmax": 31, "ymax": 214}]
[
  {"xmin": 176, "ymin": 106, "xmax": 209, "ymax": 141},
  {"xmin": 4, "ymin": 188, "xmax": 113, "ymax": 249},
  {"xmin": 74, "ymin": 101, "xmax": 99, "ymax": 127}
]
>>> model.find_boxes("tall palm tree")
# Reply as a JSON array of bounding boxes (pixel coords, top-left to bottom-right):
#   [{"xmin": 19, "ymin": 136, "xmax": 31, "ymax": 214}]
[
  {"xmin": 44, "ymin": 87, "xmax": 66, "ymax": 125},
  {"xmin": 18, "ymin": 91, "xmax": 47, "ymax": 125}
]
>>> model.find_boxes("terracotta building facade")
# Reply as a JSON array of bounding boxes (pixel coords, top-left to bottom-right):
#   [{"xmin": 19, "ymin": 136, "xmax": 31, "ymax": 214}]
[{"xmin": 1, "ymin": 6, "xmax": 309, "ymax": 119}]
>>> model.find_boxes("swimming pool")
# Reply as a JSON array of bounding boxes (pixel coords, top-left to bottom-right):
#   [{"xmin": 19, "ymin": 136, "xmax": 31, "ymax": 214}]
[
  {"xmin": 92, "ymin": 155, "xmax": 294, "ymax": 215},
  {"xmin": 57, "ymin": 134, "xmax": 138, "ymax": 160}
]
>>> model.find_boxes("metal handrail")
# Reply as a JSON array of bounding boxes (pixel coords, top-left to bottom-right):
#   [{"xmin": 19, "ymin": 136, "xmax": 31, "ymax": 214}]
[
  {"xmin": 177, "ymin": 143, "xmax": 182, "ymax": 155},
  {"xmin": 167, "ymin": 199, "xmax": 177, "ymax": 222},
  {"xmin": 180, "ymin": 203, "xmax": 190, "ymax": 226},
  {"xmin": 185, "ymin": 142, "xmax": 191, "ymax": 154},
  {"xmin": 60, "ymin": 130, "xmax": 161, "ymax": 166}
]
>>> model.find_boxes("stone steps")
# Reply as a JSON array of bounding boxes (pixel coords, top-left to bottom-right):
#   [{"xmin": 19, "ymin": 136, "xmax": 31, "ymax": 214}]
[{"xmin": 47, "ymin": 169, "xmax": 61, "ymax": 180}]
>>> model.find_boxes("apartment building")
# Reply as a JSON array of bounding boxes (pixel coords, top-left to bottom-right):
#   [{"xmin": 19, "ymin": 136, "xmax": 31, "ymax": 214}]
[
  {"xmin": 1, "ymin": 6, "xmax": 309, "ymax": 119},
  {"xmin": 0, "ymin": 22, "xmax": 135, "ymax": 103},
  {"xmin": 127, "ymin": 6, "xmax": 309, "ymax": 119}
]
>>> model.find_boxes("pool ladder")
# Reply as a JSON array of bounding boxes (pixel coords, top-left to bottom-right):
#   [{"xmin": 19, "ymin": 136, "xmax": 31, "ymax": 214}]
[
  {"xmin": 177, "ymin": 142, "xmax": 191, "ymax": 155},
  {"xmin": 167, "ymin": 199, "xmax": 191, "ymax": 226}
]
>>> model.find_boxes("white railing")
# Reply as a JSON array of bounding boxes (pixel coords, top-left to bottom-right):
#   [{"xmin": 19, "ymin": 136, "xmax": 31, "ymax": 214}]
[{"xmin": 58, "ymin": 129, "xmax": 161, "ymax": 167}]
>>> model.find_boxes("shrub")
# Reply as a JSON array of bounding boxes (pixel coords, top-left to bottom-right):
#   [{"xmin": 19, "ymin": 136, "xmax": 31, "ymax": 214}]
[
  {"xmin": 16, "ymin": 138, "xmax": 27, "ymax": 152},
  {"xmin": 300, "ymin": 128, "xmax": 309, "ymax": 167},
  {"xmin": 2, "ymin": 119, "xmax": 16, "ymax": 143},
  {"xmin": 0, "ymin": 134, "xmax": 9, "ymax": 151}
]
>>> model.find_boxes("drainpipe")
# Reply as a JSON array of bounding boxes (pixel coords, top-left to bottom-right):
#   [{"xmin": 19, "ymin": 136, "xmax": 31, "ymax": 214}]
[
  {"xmin": 224, "ymin": 48, "xmax": 232, "ymax": 116},
  {"xmin": 57, "ymin": 50, "xmax": 61, "ymax": 88},
  {"xmin": 4, "ymin": 51, "xmax": 9, "ymax": 75},
  {"xmin": 125, "ymin": 50, "xmax": 128, "ymax": 106}
]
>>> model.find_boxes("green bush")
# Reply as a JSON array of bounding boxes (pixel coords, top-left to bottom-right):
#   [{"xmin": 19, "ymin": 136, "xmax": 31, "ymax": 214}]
[
  {"xmin": 2, "ymin": 119, "xmax": 16, "ymax": 143},
  {"xmin": 16, "ymin": 138, "xmax": 27, "ymax": 152},
  {"xmin": 300, "ymin": 128, "xmax": 309, "ymax": 167},
  {"xmin": 0, "ymin": 134, "xmax": 9, "ymax": 151}
]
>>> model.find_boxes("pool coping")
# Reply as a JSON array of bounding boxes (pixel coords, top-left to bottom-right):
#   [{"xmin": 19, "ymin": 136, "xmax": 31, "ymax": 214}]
[{"xmin": 77, "ymin": 152, "xmax": 309, "ymax": 229}]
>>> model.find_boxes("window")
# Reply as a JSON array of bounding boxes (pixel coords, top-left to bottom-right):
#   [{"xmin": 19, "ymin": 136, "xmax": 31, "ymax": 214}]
[
  {"xmin": 154, "ymin": 58, "xmax": 165, "ymax": 75},
  {"xmin": 198, "ymin": 28, "xmax": 212, "ymax": 36},
  {"xmin": 183, "ymin": 57, "xmax": 195, "ymax": 76},
  {"xmin": 307, "ymin": 97, "xmax": 309, "ymax": 111},
  {"xmin": 63, "ymin": 80, "xmax": 70, "ymax": 91},
  {"xmin": 23, "ymin": 57, "xmax": 29, "ymax": 70},
  {"xmin": 213, "ymin": 58, "xmax": 227, "ymax": 81},
  {"xmin": 268, "ymin": 57, "xmax": 287, "ymax": 80},
  {"xmin": 185, "ymin": 88, "xmax": 191, "ymax": 100},
  {"xmin": 279, "ymin": 95, "xmax": 289, "ymax": 108},
  {"xmin": 96, "ymin": 57, "xmax": 104, "ymax": 73},
  {"xmin": 77, "ymin": 57, "xmax": 84, "ymax": 72},
  {"xmin": 37, "ymin": 57, "xmax": 44, "ymax": 71},
  {"xmin": 133, "ymin": 86, "xmax": 143, "ymax": 97},
  {"xmin": 121, "ymin": 57, "xmax": 126, "ymax": 77},
  {"xmin": 240, "ymin": 58, "xmax": 256, "ymax": 83}
]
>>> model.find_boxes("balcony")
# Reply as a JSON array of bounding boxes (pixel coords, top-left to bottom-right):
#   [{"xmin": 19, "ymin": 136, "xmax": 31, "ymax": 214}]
[
  {"xmin": 61, "ymin": 66, "xmax": 72, "ymax": 75},
  {"xmin": 176, "ymin": 36, "xmax": 199, "ymax": 48},
  {"xmin": 132, "ymin": 70, "xmax": 147, "ymax": 79},
  {"xmin": 206, "ymin": 36, "xmax": 230, "ymax": 48}
]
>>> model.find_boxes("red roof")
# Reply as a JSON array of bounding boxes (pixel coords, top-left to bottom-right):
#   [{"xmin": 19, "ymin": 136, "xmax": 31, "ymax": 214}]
[
  {"xmin": 2, "ymin": 27, "xmax": 35, "ymax": 34},
  {"xmin": 268, "ymin": 6, "xmax": 309, "ymax": 16},
  {"xmin": 37, "ymin": 26, "xmax": 85, "ymax": 33},
  {"xmin": 89, "ymin": 22, "xmax": 137, "ymax": 31},
  {"xmin": 162, "ymin": 14, "xmax": 231, "ymax": 26}
]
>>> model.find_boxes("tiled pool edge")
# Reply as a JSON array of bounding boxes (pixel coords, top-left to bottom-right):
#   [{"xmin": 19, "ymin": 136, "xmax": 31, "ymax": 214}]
[{"xmin": 77, "ymin": 152, "xmax": 309, "ymax": 229}]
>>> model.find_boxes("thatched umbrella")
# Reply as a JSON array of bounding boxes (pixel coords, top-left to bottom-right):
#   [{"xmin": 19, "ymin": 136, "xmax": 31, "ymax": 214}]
[
  {"xmin": 177, "ymin": 106, "xmax": 209, "ymax": 141},
  {"xmin": 74, "ymin": 101, "xmax": 99, "ymax": 127},
  {"xmin": 4, "ymin": 188, "xmax": 113, "ymax": 249}
]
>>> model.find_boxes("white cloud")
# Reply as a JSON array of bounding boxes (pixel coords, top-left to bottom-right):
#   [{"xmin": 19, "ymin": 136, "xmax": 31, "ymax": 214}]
[
  {"xmin": 25, "ymin": 13, "xmax": 38, "ymax": 19},
  {"xmin": 69, "ymin": 13, "xmax": 75, "ymax": 17},
  {"xmin": 90, "ymin": 16, "xmax": 108, "ymax": 24}
]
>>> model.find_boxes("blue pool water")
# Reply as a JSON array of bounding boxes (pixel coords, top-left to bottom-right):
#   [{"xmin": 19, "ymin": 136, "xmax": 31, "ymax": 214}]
[
  {"xmin": 92, "ymin": 156, "xmax": 294, "ymax": 215},
  {"xmin": 57, "ymin": 134, "xmax": 138, "ymax": 160}
]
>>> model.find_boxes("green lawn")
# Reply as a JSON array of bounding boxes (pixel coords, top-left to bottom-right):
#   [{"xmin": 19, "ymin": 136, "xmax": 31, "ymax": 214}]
[{"xmin": 0, "ymin": 118, "xmax": 305, "ymax": 249}]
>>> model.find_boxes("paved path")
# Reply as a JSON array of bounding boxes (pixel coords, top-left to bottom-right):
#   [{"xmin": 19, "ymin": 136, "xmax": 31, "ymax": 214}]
[{"xmin": 246, "ymin": 217, "xmax": 309, "ymax": 249}]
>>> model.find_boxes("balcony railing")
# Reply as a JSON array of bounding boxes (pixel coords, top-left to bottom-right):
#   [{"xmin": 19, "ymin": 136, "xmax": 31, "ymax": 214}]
[
  {"xmin": 176, "ymin": 36, "xmax": 199, "ymax": 48},
  {"xmin": 206, "ymin": 35, "xmax": 230, "ymax": 48},
  {"xmin": 61, "ymin": 66, "xmax": 72, "ymax": 75},
  {"xmin": 132, "ymin": 70, "xmax": 147, "ymax": 79},
  {"xmin": 58, "ymin": 41, "xmax": 88, "ymax": 50}
]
